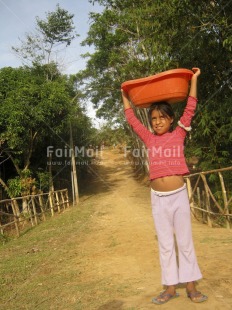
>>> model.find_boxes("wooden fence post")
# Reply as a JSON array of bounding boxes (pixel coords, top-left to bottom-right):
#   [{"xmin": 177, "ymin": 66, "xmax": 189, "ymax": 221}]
[
  {"xmin": 65, "ymin": 190, "xmax": 70, "ymax": 208},
  {"xmin": 201, "ymin": 174, "xmax": 213, "ymax": 228},
  {"xmin": 11, "ymin": 199, "xmax": 20, "ymax": 237},
  {"xmin": 31, "ymin": 196, "xmax": 38, "ymax": 225},
  {"xmin": 218, "ymin": 172, "xmax": 231, "ymax": 229},
  {"xmin": 39, "ymin": 195, "xmax": 46, "ymax": 221},
  {"xmin": 22, "ymin": 197, "xmax": 28, "ymax": 214},
  {"xmin": 0, "ymin": 215, "xmax": 3, "ymax": 235},
  {"xmin": 196, "ymin": 187, "xmax": 204, "ymax": 223},
  {"xmin": 27, "ymin": 198, "xmax": 35, "ymax": 227},
  {"xmin": 61, "ymin": 191, "xmax": 65, "ymax": 210},
  {"xmin": 49, "ymin": 192, "xmax": 54, "ymax": 216},
  {"xmin": 56, "ymin": 192, "xmax": 61, "ymax": 213}
]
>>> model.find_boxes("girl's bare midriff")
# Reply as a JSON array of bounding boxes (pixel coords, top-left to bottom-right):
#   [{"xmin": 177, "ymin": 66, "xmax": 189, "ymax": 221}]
[{"xmin": 150, "ymin": 175, "xmax": 185, "ymax": 192}]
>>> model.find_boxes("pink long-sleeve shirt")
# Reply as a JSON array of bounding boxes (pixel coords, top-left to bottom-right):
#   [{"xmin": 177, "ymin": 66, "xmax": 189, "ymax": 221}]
[{"xmin": 125, "ymin": 96, "xmax": 198, "ymax": 180}]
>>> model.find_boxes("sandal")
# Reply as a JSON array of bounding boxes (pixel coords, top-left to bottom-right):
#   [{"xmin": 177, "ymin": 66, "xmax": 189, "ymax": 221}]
[
  {"xmin": 152, "ymin": 291, "xmax": 180, "ymax": 305},
  {"xmin": 187, "ymin": 291, "xmax": 208, "ymax": 303}
]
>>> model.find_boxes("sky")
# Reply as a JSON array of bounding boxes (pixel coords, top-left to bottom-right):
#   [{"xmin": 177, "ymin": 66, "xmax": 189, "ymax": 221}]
[{"xmin": 0, "ymin": 0, "xmax": 103, "ymax": 124}]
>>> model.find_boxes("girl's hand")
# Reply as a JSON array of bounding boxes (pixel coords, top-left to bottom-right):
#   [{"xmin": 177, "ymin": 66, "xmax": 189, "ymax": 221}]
[
  {"xmin": 192, "ymin": 67, "xmax": 201, "ymax": 77},
  {"xmin": 121, "ymin": 88, "xmax": 131, "ymax": 109},
  {"xmin": 121, "ymin": 88, "xmax": 129, "ymax": 98},
  {"xmin": 189, "ymin": 68, "xmax": 200, "ymax": 97}
]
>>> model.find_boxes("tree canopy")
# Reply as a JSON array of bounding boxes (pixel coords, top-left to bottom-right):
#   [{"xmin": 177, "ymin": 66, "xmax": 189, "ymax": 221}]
[{"xmin": 12, "ymin": 4, "xmax": 78, "ymax": 68}]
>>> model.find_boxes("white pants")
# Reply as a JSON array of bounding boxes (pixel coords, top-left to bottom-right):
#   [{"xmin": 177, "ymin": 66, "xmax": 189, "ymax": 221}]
[{"xmin": 151, "ymin": 184, "xmax": 202, "ymax": 285}]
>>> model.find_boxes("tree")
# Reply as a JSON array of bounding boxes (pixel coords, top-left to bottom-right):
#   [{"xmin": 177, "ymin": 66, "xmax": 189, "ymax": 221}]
[
  {"xmin": 79, "ymin": 0, "xmax": 232, "ymax": 170},
  {"xmin": 2, "ymin": 5, "xmax": 85, "ymax": 199},
  {"xmin": 0, "ymin": 65, "xmax": 74, "ymax": 196},
  {"xmin": 12, "ymin": 4, "xmax": 78, "ymax": 71}
]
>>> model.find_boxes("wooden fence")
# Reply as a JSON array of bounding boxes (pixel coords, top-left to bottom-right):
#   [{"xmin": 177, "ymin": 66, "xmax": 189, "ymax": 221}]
[
  {"xmin": 0, "ymin": 189, "xmax": 69, "ymax": 237},
  {"xmin": 185, "ymin": 167, "xmax": 232, "ymax": 229}
]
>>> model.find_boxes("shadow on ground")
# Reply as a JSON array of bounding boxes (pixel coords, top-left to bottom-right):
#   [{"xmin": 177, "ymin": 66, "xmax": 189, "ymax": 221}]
[{"xmin": 97, "ymin": 300, "xmax": 124, "ymax": 310}]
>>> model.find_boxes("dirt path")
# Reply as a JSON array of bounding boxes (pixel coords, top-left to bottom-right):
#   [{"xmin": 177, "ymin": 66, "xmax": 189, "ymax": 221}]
[{"xmin": 78, "ymin": 148, "xmax": 232, "ymax": 310}]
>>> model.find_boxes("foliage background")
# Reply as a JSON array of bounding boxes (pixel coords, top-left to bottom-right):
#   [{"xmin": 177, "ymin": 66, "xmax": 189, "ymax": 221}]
[{"xmin": 79, "ymin": 0, "xmax": 232, "ymax": 171}]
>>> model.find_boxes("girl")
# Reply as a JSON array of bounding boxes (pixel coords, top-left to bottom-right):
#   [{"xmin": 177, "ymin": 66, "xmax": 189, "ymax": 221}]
[{"xmin": 121, "ymin": 68, "xmax": 208, "ymax": 304}]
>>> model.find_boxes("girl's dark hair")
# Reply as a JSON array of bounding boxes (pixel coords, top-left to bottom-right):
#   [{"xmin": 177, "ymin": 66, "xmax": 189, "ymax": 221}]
[{"xmin": 148, "ymin": 101, "xmax": 175, "ymax": 131}]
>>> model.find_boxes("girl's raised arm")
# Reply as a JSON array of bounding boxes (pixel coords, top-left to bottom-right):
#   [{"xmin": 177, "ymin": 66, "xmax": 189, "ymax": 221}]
[
  {"xmin": 121, "ymin": 89, "xmax": 131, "ymax": 110},
  {"xmin": 189, "ymin": 67, "xmax": 201, "ymax": 98}
]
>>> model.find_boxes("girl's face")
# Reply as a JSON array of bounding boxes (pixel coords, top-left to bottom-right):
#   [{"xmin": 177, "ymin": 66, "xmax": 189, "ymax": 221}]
[{"xmin": 151, "ymin": 109, "xmax": 173, "ymax": 135}]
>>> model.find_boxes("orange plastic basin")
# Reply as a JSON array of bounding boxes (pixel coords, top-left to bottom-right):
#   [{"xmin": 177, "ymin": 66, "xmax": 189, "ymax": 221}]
[{"xmin": 121, "ymin": 68, "xmax": 193, "ymax": 108}]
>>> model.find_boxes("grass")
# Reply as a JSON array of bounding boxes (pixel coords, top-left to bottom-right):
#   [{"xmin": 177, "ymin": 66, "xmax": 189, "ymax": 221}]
[
  {"xmin": 0, "ymin": 202, "xmax": 95, "ymax": 310},
  {"xmin": 0, "ymin": 201, "xmax": 138, "ymax": 310}
]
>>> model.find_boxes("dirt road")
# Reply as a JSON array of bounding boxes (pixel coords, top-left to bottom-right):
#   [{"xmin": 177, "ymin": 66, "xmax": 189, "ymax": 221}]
[{"xmin": 78, "ymin": 148, "xmax": 232, "ymax": 310}]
